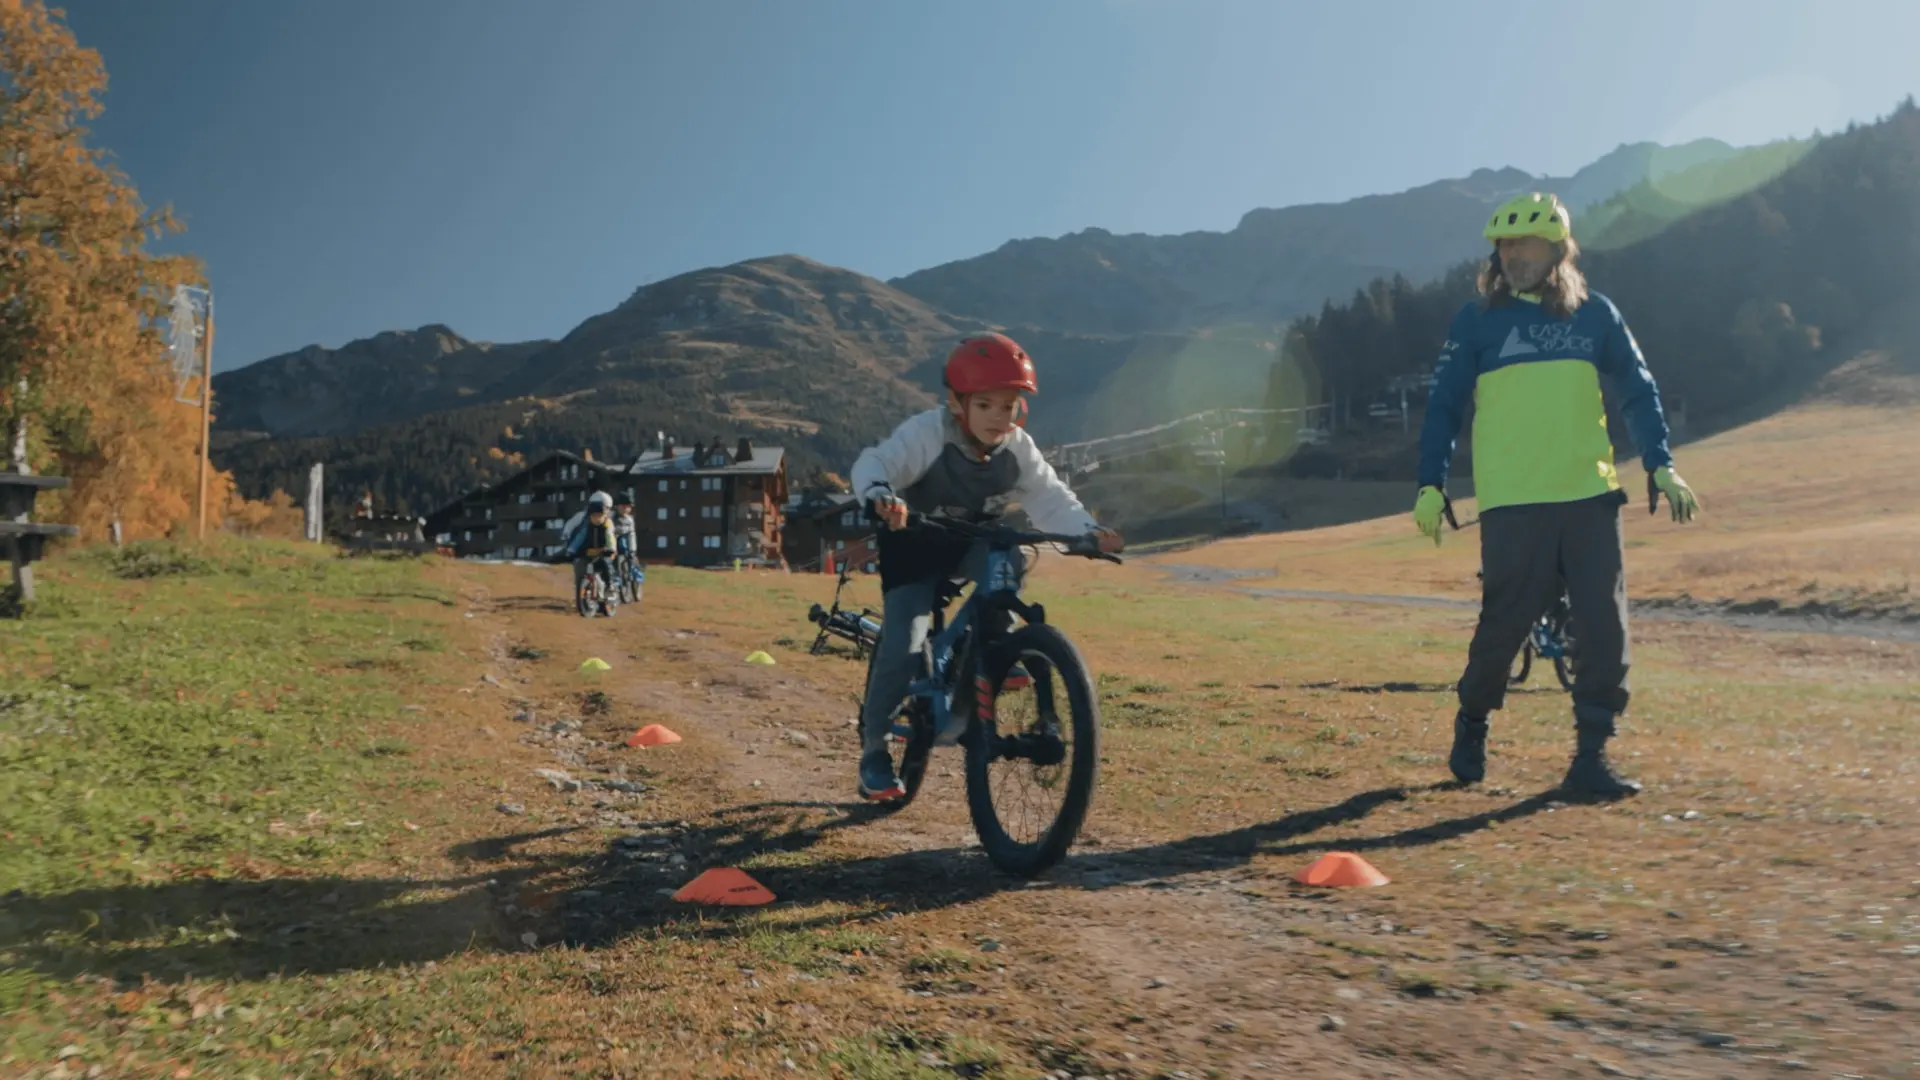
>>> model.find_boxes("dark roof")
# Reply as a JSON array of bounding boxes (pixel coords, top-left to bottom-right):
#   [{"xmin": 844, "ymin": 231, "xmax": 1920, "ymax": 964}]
[
  {"xmin": 625, "ymin": 446, "xmax": 785, "ymax": 477},
  {"xmin": 785, "ymin": 491, "xmax": 858, "ymax": 520}
]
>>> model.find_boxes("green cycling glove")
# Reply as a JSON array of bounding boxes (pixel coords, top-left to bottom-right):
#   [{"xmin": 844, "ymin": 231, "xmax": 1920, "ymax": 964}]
[
  {"xmin": 1650, "ymin": 466, "xmax": 1700, "ymax": 524},
  {"xmin": 1413, "ymin": 486, "xmax": 1447, "ymax": 547}
]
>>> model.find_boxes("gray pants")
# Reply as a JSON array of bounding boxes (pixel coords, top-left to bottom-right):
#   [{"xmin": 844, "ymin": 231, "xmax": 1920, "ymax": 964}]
[
  {"xmin": 859, "ymin": 542, "xmax": 998, "ymax": 752},
  {"xmin": 1460, "ymin": 493, "xmax": 1631, "ymax": 720}
]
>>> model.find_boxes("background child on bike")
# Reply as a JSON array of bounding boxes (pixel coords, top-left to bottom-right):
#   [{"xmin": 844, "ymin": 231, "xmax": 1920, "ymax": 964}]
[
  {"xmin": 613, "ymin": 494, "xmax": 643, "ymax": 600},
  {"xmin": 848, "ymin": 333, "xmax": 1124, "ymax": 801},
  {"xmin": 565, "ymin": 492, "xmax": 619, "ymax": 616},
  {"xmin": 613, "ymin": 495, "xmax": 636, "ymax": 556}
]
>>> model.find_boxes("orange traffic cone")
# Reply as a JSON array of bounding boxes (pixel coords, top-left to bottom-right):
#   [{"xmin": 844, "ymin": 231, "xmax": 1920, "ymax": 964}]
[
  {"xmin": 625, "ymin": 723, "xmax": 682, "ymax": 748},
  {"xmin": 1294, "ymin": 852, "xmax": 1389, "ymax": 888},
  {"xmin": 673, "ymin": 867, "xmax": 776, "ymax": 906}
]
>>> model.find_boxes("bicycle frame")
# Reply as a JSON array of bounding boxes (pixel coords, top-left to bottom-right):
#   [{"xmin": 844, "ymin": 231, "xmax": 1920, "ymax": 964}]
[{"xmin": 904, "ymin": 544, "xmax": 1027, "ymax": 737}]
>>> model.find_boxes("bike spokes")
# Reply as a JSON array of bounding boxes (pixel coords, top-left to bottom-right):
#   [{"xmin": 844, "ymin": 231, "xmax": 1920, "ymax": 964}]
[{"xmin": 980, "ymin": 651, "xmax": 1073, "ymax": 846}]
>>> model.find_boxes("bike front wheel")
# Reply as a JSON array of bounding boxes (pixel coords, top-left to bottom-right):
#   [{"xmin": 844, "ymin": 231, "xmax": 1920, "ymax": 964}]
[
  {"xmin": 1509, "ymin": 641, "xmax": 1533, "ymax": 685},
  {"xmin": 963, "ymin": 622, "xmax": 1099, "ymax": 878},
  {"xmin": 1550, "ymin": 614, "xmax": 1578, "ymax": 692},
  {"xmin": 576, "ymin": 575, "xmax": 598, "ymax": 618}
]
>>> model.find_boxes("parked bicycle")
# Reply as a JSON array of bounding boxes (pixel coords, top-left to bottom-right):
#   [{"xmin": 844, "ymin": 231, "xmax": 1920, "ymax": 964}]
[
  {"xmin": 860, "ymin": 512, "xmax": 1120, "ymax": 878},
  {"xmin": 1478, "ymin": 568, "xmax": 1579, "ymax": 691},
  {"xmin": 807, "ymin": 559, "xmax": 881, "ymax": 658}
]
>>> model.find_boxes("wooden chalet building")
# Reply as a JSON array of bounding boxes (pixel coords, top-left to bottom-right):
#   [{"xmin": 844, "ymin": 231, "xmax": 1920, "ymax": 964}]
[
  {"xmin": 626, "ymin": 436, "xmax": 788, "ymax": 565},
  {"xmin": 424, "ymin": 436, "xmax": 789, "ymax": 567},
  {"xmin": 782, "ymin": 491, "xmax": 877, "ymax": 573}
]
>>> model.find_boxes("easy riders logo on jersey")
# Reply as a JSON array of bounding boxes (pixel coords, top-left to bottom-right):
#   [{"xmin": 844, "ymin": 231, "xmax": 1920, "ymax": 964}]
[{"xmin": 1498, "ymin": 323, "xmax": 1596, "ymax": 360}]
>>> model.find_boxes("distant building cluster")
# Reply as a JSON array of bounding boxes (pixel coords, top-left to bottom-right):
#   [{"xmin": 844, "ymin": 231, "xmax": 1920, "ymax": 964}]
[{"xmin": 422, "ymin": 435, "xmax": 877, "ymax": 571}]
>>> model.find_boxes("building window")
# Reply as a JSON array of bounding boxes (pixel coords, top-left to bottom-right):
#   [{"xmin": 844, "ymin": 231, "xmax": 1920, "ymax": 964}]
[
  {"xmin": 679, "ymin": 480, "xmax": 688, "ymax": 490},
  {"xmin": 835, "ymin": 539, "xmax": 845, "ymax": 549},
  {"xmin": 678, "ymin": 507, "xmax": 687, "ymax": 518},
  {"xmin": 517, "ymin": 547, "xmax": 534, "ymax": 558},
  {"xmin": 462, "ymin": 530, "xmax": 473, "ymax": 541},
  {"xmin": 516, "ymin": 520, "xmax": 533, "ymax": 532},
  {"xmin": 485, "ymin": 508, "xmax": 493, "ymax": 520},
  {"xmin": 656, "ymin": 536, "xmax": 668, "ymax": 550},
  {"xmin": 544, "ymin": 544, "xmax": 563, "ymax": 557},
  {"xmin": 840, "ymin": 510, "xmax": 859, "ymax": 527},
  {"xmin": 658, "ymin": 480, "xmax": 668, "ymax": 492},
  {"xmin": 517, "ymin": 493, "xmax": 532, "ymax": 505},
  {"xmin": 656, "ymin": 507, "xmax": 668, "ymax": 521},
  {"xmin": 701, "ymin": 505, "xmax": 720, "ymax": 519},
  {"xmin": 703, "ymin": 536, "xmax": 722, "ymax": 550},
  {"xmin": 678, "ymin": 536, "xmax": 686, "ymax": 547},
  {"xmin": 546, "ymin": 518, "xmax": 565, "ymax": 530}
]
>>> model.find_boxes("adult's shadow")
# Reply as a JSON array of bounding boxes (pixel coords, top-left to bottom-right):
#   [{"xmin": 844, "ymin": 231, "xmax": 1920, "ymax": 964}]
[{"xmin": 1049, "ymin": 785, "xmax": 1562, "ymax": 891}]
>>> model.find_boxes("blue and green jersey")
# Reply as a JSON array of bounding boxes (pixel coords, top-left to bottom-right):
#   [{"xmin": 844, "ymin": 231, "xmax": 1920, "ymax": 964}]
[{"xmin": 1417, "ymin": 291, "xmax": 1674, "ymax": 512}]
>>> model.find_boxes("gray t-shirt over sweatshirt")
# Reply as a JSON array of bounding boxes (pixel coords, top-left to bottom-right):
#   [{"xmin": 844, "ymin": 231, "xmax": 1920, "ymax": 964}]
[{"xmin": 850, "ymin": 409, "xmax": 1096, "ymax": 591}]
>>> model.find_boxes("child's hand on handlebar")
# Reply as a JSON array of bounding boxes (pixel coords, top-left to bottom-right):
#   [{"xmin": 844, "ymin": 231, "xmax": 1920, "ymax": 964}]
[
  {"xmin": 871, "ymin": 495, "xmax": 910, "ymax": 531},
  {"xmin": 1091, "ymin": 526, "xmax": 1125, "ymax": 555}
]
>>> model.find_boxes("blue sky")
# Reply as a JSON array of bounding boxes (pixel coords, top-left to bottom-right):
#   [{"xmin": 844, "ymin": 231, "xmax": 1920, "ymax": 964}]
[{"xmin": 57, "ymin": 0, "xmax": 1920, "ymax": 371}]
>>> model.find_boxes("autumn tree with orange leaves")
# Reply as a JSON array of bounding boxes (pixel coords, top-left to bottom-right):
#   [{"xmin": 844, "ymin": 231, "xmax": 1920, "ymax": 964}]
[{"xmin": 0, "ymin": 0, "xmax": 236, "ymax": 542}]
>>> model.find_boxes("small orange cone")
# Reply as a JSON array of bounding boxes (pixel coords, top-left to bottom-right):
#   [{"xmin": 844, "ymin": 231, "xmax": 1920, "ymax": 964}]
[
  {"xmin": 625, "ymin": 724, "xmax": 682, "ymax": 748},
  {"xmin": 1294, "ymin": 852, "xmax": 1389, "ymax": 888},
  {"xmin": 673, "ymin": 867, "xmax": 776, "ymax": 906}
]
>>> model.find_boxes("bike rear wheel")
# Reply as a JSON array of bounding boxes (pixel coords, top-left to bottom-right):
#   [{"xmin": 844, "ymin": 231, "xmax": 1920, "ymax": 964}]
[
  {"xmin": 1553, "ymin": 623, "xmax": 1579, "ymax": 692},
  {"xmin": 576, "ymin": 573, "xmax": 598, "ymax": 618},
  {"xmin": 963, "ymin": 622, "xmax": 1099, "ymax": 878}
]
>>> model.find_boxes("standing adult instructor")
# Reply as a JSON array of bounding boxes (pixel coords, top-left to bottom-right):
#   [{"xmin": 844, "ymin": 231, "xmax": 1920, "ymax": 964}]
[{"xmin": 1414, "ymin": 192, "xmax": 1701, "ymax": 798}]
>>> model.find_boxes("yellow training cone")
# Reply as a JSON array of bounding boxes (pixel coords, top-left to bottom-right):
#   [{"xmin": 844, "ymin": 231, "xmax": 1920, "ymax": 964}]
[
  {"xmin": 744, "ymin": 651, "xmax": 777, "ymax": 666},
  {"xmin": 579, "ymin": 657, "xmax": 612, "ymax": 673}
]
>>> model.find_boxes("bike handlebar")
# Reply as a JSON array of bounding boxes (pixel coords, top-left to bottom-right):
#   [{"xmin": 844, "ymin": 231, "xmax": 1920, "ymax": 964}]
[{"xmin": 902, "ymin": 510, "xmax": 1124, "ymax": 564}]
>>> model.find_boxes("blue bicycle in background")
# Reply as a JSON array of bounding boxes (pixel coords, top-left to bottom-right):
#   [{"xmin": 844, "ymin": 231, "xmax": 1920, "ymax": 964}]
[
  {"xmin": 1491, "ymin": 572, "xmax": 1579, "ymax": 691},
  {"xmin": 860, "ymin": 512, "xmax": 1120, "ymax": 877},
  {"xmin": 613, "ymin": 551, "xmax": 645, "ymax": 606}
]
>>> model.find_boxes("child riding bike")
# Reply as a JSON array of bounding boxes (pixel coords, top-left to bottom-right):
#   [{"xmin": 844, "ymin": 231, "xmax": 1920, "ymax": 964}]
[
  {"xmin": 565, "ymin": 492, "xmax": 619, "ymax": 616},
  {"xmin": 849, "ymin": 332, "xmax": 1125, "ymax": 801}
]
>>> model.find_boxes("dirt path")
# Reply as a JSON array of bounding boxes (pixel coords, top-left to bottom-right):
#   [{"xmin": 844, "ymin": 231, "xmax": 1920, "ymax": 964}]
[
  {"xmin": 1154, "ymin": 563, "xmax": 1920, "ymax": 645},
  {"xmin": 431, "ymin": 563, "xmax": 1920, "ymax": 1079}
]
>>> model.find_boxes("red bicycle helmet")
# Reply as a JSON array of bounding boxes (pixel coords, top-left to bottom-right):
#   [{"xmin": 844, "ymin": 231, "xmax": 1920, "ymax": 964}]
[{"xmin": 944, "ymin": 333, "xmax": 1038, "ymax": 395}]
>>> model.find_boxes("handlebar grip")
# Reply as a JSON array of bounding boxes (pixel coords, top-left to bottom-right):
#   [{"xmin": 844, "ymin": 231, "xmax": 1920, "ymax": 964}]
[
  {"xmin": 1647, "ymin": 470, "xmax": 1659, "ymax": 516},
  {"xmin": 1442, "ymin": 496, "xmax": 1461, "ymax": 531}
]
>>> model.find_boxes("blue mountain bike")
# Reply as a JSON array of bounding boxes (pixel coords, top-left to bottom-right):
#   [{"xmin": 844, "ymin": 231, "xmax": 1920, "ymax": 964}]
[
  {"xmin": 1507, "ymin": 581, "xmax": 1579, "ymax": 692},
  {"xmin": 862, "ymin": 512, "xmax": 1120, "ymax": 877}
]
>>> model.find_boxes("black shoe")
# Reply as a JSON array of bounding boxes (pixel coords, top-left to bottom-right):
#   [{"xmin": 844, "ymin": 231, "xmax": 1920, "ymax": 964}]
[
  {"xmin": 1562, "ymin": 717, "xmax": 1641, "ymax": 799},
  {"xmin": 1449, "ymin": 712, "xmax": 1488, "ymax": 784}
]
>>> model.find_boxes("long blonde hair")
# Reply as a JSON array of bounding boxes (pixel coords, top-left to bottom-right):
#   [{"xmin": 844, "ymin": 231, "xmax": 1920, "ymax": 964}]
[{"xmin": 1478, "ymin": 235, "xmax": 1589, "ymax": 319}]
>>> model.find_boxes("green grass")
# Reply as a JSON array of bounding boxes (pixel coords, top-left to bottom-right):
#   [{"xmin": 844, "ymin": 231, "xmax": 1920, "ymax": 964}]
[
  {"xmin": 1, "ymin": 541, "xmax": 452, "ymax": 895},
  {"xmin": 822, "ymin": 1028, "xmax": 1009, "ymax": 1079}
]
